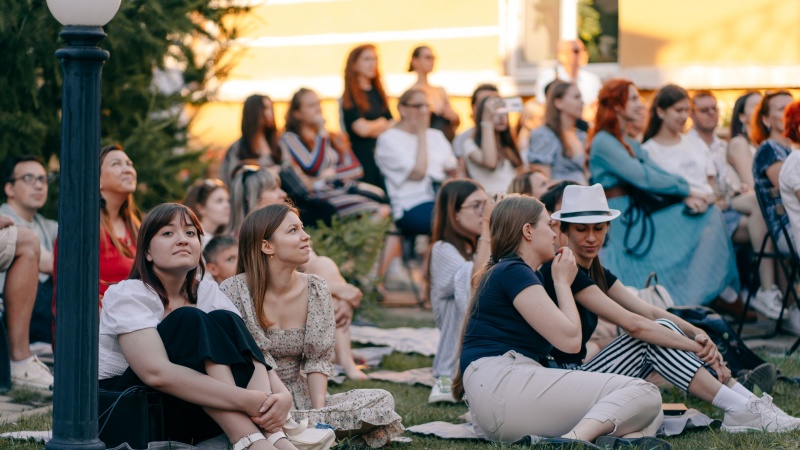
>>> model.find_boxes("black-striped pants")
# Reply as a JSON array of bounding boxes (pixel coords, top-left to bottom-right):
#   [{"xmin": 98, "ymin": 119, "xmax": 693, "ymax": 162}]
[{"xmin": 568, "ymin": 319, "xmax": 705, "ymax": 392}]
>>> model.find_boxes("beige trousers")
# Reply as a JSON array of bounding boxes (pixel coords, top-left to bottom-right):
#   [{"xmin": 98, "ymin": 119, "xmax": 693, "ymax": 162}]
[{"xmin": 463, "ymin": 351, "xmax": 663, "ymax": 443}]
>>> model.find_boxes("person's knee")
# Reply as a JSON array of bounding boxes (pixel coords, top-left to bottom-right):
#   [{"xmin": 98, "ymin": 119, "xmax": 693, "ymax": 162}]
[{"xmin": 15, "ymin": 227, "xmax": 40, "ymax": 259}]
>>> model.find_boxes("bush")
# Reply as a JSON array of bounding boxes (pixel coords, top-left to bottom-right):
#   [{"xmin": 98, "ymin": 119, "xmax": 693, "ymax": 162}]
[{"xmin": 307, "ymin": 215, "xmax": 391, "ymax": 289}]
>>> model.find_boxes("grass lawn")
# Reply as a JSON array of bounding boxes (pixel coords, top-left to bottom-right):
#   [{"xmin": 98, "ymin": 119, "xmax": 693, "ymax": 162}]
[{"xmin": 1, "ymin": 308, "xmax": 799, "ymax": 449}]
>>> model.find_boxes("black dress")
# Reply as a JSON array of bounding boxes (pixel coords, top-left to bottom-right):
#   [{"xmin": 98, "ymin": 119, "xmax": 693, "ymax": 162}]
[{"xmin": 341, "ymin": 89, "xmax": 393, "ymax": 191}]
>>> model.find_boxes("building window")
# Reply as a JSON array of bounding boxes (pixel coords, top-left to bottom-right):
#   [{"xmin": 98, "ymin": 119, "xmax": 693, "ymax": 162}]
[{"xmin": 504, "ymin": 0, "xmax": 617, "ymax": 78}]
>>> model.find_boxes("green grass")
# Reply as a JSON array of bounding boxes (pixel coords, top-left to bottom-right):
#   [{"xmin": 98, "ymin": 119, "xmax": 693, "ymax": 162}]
[{"xmin": 1, "ymin": 331, "xmax": 799, "ymax": 449}]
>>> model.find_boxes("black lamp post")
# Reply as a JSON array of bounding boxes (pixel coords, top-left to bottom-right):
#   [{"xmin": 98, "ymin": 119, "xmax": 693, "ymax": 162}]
[{"xmin": 45, "ymin": 1, "xmax": 120, "ymax": 449}]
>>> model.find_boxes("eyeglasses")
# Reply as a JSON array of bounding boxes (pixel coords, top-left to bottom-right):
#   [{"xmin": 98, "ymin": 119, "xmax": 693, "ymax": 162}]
[
  {"xmin": 461, "ymin": 200, "xmax": 486, "ymax": 215},
  {"xmin": 8, "ymin": 174, "xmax": 50, "ymax": 186},
  {"xmin": 401, "ymin": 103, "xmax": 430, "ymax": 110}
]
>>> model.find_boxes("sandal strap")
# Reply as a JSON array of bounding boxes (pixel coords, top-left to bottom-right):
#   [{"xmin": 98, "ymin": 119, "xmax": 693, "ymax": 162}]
[
  {"xmin": 233, "ymin": 433, "xmax": 265, "ymax": 450},
  {"xmin": 266, "ymin": 431, "xmax": 288, "ymax": 445}
]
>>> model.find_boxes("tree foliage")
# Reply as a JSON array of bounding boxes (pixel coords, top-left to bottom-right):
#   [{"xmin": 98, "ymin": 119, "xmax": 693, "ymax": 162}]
[{"xmin": 0, "ymin": 0, "xmax": 246, "ymax": 216}]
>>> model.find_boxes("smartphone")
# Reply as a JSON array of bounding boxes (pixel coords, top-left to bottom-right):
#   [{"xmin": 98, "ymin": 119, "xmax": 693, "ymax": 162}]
[{"xmin": 496, "ymin": 97, "xmax": 523, "ymax": 114}]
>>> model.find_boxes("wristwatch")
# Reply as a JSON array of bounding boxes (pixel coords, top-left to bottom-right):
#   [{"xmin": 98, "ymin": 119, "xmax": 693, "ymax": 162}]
[{"xmin": 233, "ymin": 432, "xmax": 266, "ymax": 450}]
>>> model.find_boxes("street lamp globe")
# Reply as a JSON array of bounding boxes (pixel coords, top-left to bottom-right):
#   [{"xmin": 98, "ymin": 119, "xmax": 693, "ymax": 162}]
[{"xmin": 46, "ymin": 0, "xmax": 120, "ymax": 26}]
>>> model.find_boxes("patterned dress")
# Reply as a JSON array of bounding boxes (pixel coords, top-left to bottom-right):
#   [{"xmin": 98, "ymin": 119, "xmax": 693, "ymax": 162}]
[{"xmin": 220, "ymin": 273, "xmax": 404, "ymax": 447}]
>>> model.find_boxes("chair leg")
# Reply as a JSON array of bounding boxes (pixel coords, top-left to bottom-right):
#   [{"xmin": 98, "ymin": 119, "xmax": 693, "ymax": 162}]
[{"xmin": 738, "ymin": 234, "xmax": 770, "ymax": 335}]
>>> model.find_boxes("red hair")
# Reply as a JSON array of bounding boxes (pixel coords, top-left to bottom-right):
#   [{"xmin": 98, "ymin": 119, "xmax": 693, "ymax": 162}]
[
  {"xmin": 784, "ymin": 100, "xmax": 800, "ymax": 144},
  {"xmin": 588, "ymin": 79, "xmax": 636, "ymax": 159},
  {"xmin": 342, "ymin": 44, "xmax": 389, "ymax": 114}
]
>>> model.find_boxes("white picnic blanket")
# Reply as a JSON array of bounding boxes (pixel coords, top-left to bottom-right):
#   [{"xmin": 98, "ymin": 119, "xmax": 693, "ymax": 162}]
[{"xmin": 349, "ymin": 326, "xmax": 439, "ymax": 356}]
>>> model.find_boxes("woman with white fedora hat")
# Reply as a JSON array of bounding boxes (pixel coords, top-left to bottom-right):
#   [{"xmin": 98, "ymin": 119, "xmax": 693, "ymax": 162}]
[{"xmin": 540, "ymin": 183, "xmax": 800, "ymax": 434}]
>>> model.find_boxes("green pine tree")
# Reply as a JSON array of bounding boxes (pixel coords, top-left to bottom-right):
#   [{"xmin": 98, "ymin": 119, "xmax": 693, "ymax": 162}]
[{"xmin": 0, "ymin": 0, "xmax": 247, "ymax": 217}]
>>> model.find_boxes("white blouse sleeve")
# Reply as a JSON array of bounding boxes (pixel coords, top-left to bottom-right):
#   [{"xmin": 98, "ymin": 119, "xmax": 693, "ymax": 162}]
[
  {"xmin": 197, "ymin": 280, "xmax": 241, "ymax": 316},
  {"xmin": 100, "ymin": 280, "xmax": 163, "ymax": 336}
]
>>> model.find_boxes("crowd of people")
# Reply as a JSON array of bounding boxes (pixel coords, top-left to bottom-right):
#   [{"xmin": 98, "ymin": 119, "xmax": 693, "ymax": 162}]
[{"xmin": 1, "ymin": 39, "xmax": 800, "ymax": 448}]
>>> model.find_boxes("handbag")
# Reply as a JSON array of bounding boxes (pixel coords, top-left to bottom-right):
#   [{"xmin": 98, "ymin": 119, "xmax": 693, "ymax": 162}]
[
  {"xmin": 283, "ymin": 417, "xmax": 336, "ymax": 450},
  {"xmin": 621, "ymin": 183, "xmax": 683, "ymax": 257},
  {"xmin": 636, "ymin": 272, "xmax": 675, "ymax": 310},
  {"xmin": 99, "ymin": 386, "xmax": 165, "ymax": 449}
]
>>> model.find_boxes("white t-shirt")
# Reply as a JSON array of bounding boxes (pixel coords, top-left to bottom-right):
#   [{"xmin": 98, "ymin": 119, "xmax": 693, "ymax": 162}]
[
  {"xmin": 642, "ymin": 134, "xmax": 717, "ymax": 195},
  {"xmin": 99, "ymin": 279, "xmax": 240, "ymax": 380},
  {"xmin": 779, "ymin": 150, "xmax": 800, "ymax": 254},
  {"xmin": 375, "ymin": 128, "xmax": 456, "ymax": 219},
  {"xmin": 463, "ymin": 138, "xmax": 519, "ymax": 194}
]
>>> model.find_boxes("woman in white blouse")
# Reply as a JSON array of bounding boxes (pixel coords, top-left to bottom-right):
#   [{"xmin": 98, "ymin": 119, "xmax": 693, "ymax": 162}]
[
  {"xmin": 375, "ymin": 87, "xmax": 456, "ymax": 236},
  {"xmin": 98, "ymin": 203, "xmax": 296, "ymax": 450}
]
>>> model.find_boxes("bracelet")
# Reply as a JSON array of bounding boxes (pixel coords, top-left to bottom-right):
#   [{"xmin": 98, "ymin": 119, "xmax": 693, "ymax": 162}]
[{"xmin": 478, "ymin": 236, "xmax": 490, "ymax": 244}]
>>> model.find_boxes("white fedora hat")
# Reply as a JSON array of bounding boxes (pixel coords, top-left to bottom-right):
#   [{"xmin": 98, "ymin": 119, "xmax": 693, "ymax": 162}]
[{"xmin": 550, "ymin": 183, "xmax": 621, "ymax": 224}]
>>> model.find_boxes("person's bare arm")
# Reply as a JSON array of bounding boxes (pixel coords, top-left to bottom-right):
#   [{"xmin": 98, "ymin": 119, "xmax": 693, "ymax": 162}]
[
  {"xmin": 39, "ymin": 248, "xmax": 54, "ymax": 275},
  {"xmin": 766, "ymin": 162, "xmax": 784, "ymax": 188},
  {"xmin": 407, "ymin": 128, "xmax": 429, "ymax": 181},
  {"xmin": 307, "ymin": 372, "xmax": 328, "ymax": 410},
  {"xmin": 728, "ymin": 137, "xmax": 755, "ymax": 190},
  {"xmin": 468, "ymin": 100, "xmax": 500, "ymax": 169},
  {"xmin": 351, "ymin": 117, "xmax": 392, "ymax": 138}
]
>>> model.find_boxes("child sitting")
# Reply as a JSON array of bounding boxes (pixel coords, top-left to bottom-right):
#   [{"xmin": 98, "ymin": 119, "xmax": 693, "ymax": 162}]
[{"xmin": 203, "ymin": 235, "xmax": 238, "ymax": 284}]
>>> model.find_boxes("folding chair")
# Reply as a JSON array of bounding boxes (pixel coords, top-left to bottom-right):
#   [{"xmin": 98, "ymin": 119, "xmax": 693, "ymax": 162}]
[
  {"xmin": 738, "ymin": 187, "xmax": 800, "ymax": 355},
  {"xmin": 376, "ymin": 226, "xmax": 425, "ymax": 308}
]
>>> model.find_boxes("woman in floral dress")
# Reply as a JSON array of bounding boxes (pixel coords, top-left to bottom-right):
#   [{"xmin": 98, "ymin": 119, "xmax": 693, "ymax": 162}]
[{"xmin": 220, "ymin": 204, "xmax": 404, "ymax": 447}]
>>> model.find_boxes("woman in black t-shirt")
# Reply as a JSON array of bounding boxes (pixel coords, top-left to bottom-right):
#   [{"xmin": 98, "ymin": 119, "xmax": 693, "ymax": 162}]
[
  {"xmin": 452, "ymin": 195, "xmax": 666, "ymax": 447},
  {"xmin": 542, "ymin": 183, "xmax": 800, "ymax": 434},
  {"xmin": 341, "ymin": 44, "xmax": 394, "ymax": 191}
]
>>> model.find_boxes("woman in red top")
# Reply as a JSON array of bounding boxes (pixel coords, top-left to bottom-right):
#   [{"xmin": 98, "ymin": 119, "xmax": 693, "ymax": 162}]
[{"xmin": 53, "ymin": 144, "xmax": 142, "ymax": 337}]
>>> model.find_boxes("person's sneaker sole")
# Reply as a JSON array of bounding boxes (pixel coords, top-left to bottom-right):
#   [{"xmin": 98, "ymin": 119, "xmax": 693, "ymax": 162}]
[
  {"xmin": 513, "ymin": 435, "xmax": 601, "ymax": 448},
  {"xmin": 595, "ymin": 436, "xmax": 672, "ymax": 449},
  {"xmin": 737, "ymin": 362, "xmax": 777, "ymax": 393}
]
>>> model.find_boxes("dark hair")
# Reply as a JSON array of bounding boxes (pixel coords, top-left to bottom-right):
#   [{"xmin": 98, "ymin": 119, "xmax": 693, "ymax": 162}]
[
  {"xmin": 285, "ymin": 87, "xmax": 315, "ymax": 141},
  {"xmin": 558, "ymin": 220, "xmax": 609, "ymax": 293},
  {"xmin": 129, "ymin": 203, "xmax": 204, "ymax": 307},
  {"xmin": 642, "ymin": 84, "xmax": 689, "ymax": 143},
  {"xmin": 540, "ymin": 180, "xmax": 579, "ymax": 213},
  {"xmin": 203, "ymin": 234, "xmax": 238, "ymax": 264},
  {"xmin": 408, "ymin": 45, "xmax": 430, "ymax": 72},
  {"xmin": 729, "ymin": 92, "xmax": 760, "ymax": 141},
  {"xmin": 3, "ymin": 155, "xmax": 44, "ymax": 186},
  {"xmin": 473, "ymin": 95, "xmax": 522, "ymax": 168},
  {"xmin": 100, "ymin": 144, "xmax": 141, "ymax": 258},
  {"xmin": 237, "ymin": 203, "xmax": 299, "ymax": 329},
  {"xmin": 342, "ymin": 44, "xmax": 390, "ymax": 115},
  {"xmin": 750, "ymin": 90, "xmax": 793, "ymax": 145},
  {"xmin": 508, "ymin": 170, "xmax": 547, "ymax": 196},
  {"xmin": 470, "ymin": 84, "xmax": 499, "ymax": 107},
  {"xmin": 240, "ymin": 94, "xmax": 280, "ymax": 164},
  {"xmin": 544, "ymin": 81, "xmax": 580, "ymax": 158},
  {"xmin": 183, "ymin": 178, "xmax": 229, "ymax": 236},
  {"xmin": 431, "ymin": 179, "xmax": 483, "ymax": 260}
]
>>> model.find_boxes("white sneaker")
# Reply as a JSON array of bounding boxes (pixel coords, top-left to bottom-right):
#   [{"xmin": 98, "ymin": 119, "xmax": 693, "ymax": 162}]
[
  {"xmin": 428, "ymin": 376, "xmax": 458, "ymax": 403},
  {"xmin": 751, "ymin": 286, "xmax": 784, "ymax": 320},
  {"xmin": 781, "ymin": 308, "xmax": 800, "ymax": 336},
  {"xmin": 721, "ymin": 394, "xmax": 800, "ymax": 433},
  {"xmin": 11, "ymin": 355, "xmax": 54, "ymax": 392}
]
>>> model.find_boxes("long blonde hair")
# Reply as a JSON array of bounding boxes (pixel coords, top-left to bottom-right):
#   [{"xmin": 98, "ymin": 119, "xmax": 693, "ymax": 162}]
[
  {"xmin": 236, "ymin": 203, "xmax": 298, "ymax": 329},
  {"xmin": 451, "ymin": 195, "xmax": 545, "ymax": 399}
]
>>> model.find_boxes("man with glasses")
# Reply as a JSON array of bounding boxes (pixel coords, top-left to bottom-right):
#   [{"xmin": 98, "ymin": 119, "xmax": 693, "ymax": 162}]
[{"xmin": 0, "ymin": 156, "xmax": 55, "ymax": 391}]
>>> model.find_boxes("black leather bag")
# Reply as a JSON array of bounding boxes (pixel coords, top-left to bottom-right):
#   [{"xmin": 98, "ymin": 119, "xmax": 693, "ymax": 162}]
[
  {"xmin": 99, "ymin": 387, "xmax": 165, "ymax": 449},
  {"xmin": 621, "ymin": 184, "xmax": 683, "ymax": 258}
]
